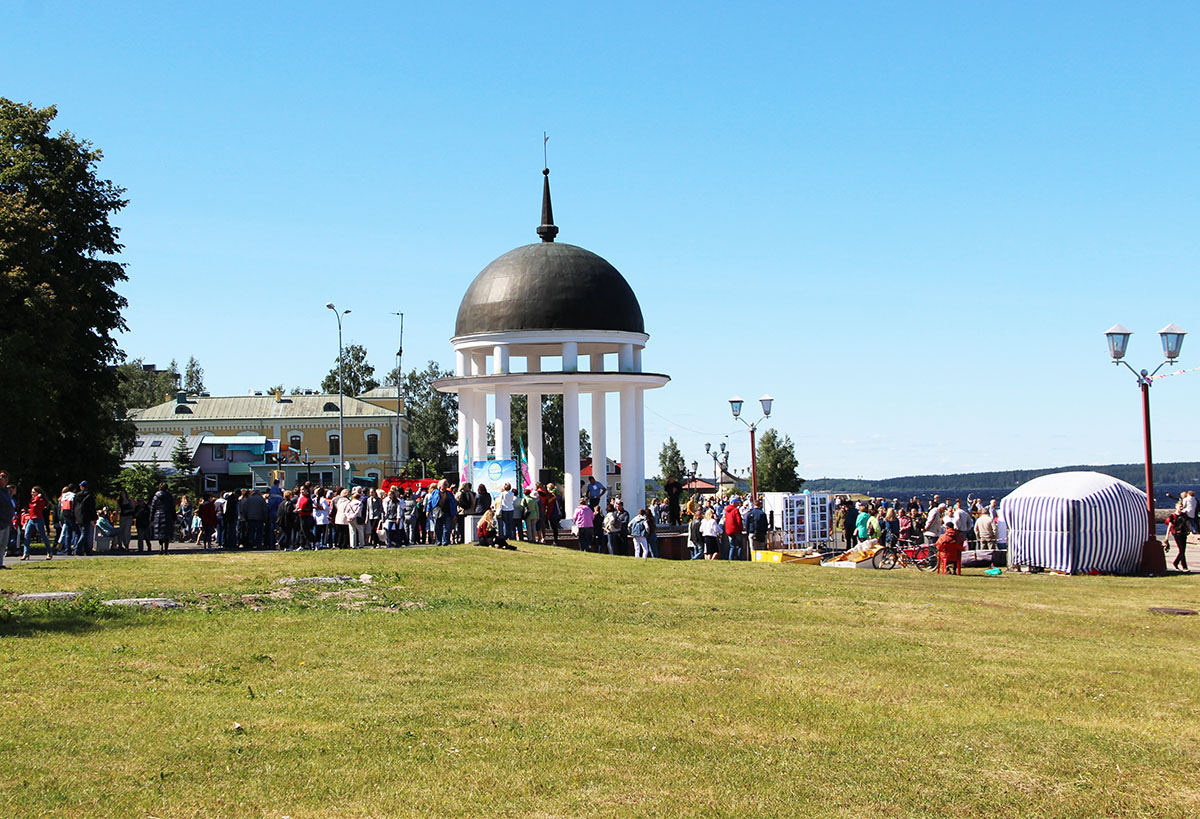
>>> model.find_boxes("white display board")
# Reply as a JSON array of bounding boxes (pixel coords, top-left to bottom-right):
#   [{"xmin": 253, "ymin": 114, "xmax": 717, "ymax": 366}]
[{"xmin": 762, "ymin": 492, "xmax": 833, "ymax": 549}]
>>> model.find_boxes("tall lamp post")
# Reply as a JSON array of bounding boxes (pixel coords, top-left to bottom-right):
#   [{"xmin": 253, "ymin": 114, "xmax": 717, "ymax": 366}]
[
  {"xmin": 1104, "ymin": 322, "xmax": 1186, "ymax": 575},
  {"xmin": 326, "ymin": 303, "xmax": 350, "ymax": 486},
  {"xmin": 729, "ymin": 394, "xmax": 774, "ymax": 504},
  {"xmin": 391, "ymin": 311, "xmax": 405, "ymax": 476},
  {"xmin": 705, "ymin": 442, "xmax": 728, "ymax": 496}
]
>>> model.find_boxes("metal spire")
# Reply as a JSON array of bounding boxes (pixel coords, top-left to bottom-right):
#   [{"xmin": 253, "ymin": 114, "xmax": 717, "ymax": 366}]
[{"xmin": 537, "ymin": 166, "xmax": 558, "ymax": 242}]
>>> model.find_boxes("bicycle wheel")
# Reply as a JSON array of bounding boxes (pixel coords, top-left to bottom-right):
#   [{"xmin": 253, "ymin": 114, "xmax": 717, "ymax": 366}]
[
  {"xmin": 873, "ymin": 547, "xmax": 898, "ymax": 570},
  {"xmin": 915, "ymin": 544, "xmax": 938, "ymax": 572}
]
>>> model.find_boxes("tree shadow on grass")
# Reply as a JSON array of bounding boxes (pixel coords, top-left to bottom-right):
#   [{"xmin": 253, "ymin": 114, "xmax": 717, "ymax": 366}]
[{"xmin": 0, "ymin": 603, "xmax": 155, "ymax": 638}]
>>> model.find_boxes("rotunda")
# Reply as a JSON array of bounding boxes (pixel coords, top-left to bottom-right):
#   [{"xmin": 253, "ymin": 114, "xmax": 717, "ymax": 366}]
[{"xmin": 434, "ymin": 168, "xmax": 669, "ymax": 518}]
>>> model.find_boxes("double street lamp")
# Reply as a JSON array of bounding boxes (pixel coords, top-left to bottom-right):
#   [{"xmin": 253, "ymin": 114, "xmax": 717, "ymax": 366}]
[
  {"xmin": 1104, "ymin": 322, "xmax": 1186, "ymax": 575},
  {"xmin": 326, "ymin": 303, "xmax": 350, "ymax": 486},
  {"xmin": 705, "ymin": 442, "xmax": 728, "ymax": 496},
  {"xmin": 729, "ymin": 394, "xmax": 774, "ymax": 504}
]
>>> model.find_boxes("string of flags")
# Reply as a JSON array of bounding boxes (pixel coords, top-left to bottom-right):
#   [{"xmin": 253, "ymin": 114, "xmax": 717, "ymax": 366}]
[{"xmin": 1149, "ymin": 365, "xmax": 1200, "ymax": 381}]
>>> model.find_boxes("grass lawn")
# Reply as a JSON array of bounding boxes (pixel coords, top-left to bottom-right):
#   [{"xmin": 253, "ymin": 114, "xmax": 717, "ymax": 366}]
[{"xmin": 1, "ymin": 544, "xmax": 1198, "ymax": 818}]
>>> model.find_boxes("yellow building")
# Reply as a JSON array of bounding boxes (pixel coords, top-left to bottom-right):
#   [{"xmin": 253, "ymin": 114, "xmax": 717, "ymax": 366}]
[{"xmin": 129, "ymin": 389, "xmax": 409, "ymax": 487}]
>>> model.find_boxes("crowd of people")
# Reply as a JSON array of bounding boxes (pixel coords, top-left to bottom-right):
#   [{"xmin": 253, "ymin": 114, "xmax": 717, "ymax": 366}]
[{"xmin": 836, "ymin": 495, "xmax": 1002, "ymax": 552}]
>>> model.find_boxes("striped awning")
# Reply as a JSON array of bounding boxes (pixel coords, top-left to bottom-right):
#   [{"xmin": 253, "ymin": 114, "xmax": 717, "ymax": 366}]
[{"xmin": 999, "ymin": 471, "xmax": 1146, "ymax": 574}]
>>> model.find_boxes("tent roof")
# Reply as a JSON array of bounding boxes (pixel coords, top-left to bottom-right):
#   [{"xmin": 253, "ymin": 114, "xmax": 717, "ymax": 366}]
[{"xmin": 1004, "ymin": 470, "xmax": 1145, "ymax": 503}]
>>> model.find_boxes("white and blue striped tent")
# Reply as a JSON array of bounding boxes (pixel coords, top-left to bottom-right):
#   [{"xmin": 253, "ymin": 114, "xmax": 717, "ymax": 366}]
[{"xmin": 999, "ymin": 471, "xmax": 1146, "ymax": 575}]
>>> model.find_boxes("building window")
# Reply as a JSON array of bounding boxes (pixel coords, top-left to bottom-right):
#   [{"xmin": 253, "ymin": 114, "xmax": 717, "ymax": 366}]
[
  {"xmin": 329, "ymin": 435, "xmax": 340, "ymax": 456},
  {"xmin": 151, "ymin": 440, "xmax": 163, "ymax": 447},
  {"xmin": 367, "ymin": 433, "xmax": 378, "ymax": 455},
  {"xmin": 323, "ymin": 401, "xmax": 338, "ymax": 412},
  {"xmin": 135, "ymin": 440, "xmax": 145, "ymax": 447},
  {"xmin": 175, "ymin": 405, "xmax": 192, "ymax": 414},
  {"xmin": 289, "ymin": 435, "xmax": 302, "ymax": 451},
  {"xmin": 212, "ymin": 446, "xmax": 226, "ymax": 460}
]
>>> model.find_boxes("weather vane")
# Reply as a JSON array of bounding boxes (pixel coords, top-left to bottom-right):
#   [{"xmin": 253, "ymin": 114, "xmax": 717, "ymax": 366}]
[{"xmin": 543, "ymin": 131, "xmax": 549, "ymax": 168}]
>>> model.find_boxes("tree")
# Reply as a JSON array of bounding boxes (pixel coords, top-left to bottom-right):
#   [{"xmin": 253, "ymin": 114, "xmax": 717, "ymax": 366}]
[
  {"xmin": 183, "ymin": 356, "xmax": 205, "ymax": 394},
  {"xmin": 116, "ymin": 460, "xmax": 165, "ymax": 502},
  {"xmin": 756, "ymin": 429, "xmax": 803, "ymax": 493},
  {"xmin": 0, "ymin": 98, "xmax": 135, "ymax": 491},
  {"xmin": 657, "ymin": 437, "xmax": 686, "ymax": 482},
  {"xmin": 168, "ymin": 437, "xmax": 196, "ymax": 496},
  {"xmin": 115, "ymin": 358, "xmax": 179, "ymax": 408},
  {"xmin": 265, "ymin": 384, "xmax": 284, "ymax": 395},
  {"xmin": 403, "ymin": 361, "xmax": 457, "ymax": 475},
  {"xmin": 321, "ymin": 343, "xmax": 378, "ymax": 395}
]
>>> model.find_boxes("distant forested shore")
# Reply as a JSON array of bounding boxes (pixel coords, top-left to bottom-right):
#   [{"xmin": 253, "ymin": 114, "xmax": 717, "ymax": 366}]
[{"xmin": 806, "ymin": 462, "xmax": 1200, "ymax": 496}]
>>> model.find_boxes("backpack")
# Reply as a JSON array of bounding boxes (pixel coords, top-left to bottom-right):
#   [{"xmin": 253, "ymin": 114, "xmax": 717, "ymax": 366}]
[{"xmin": 630, "ymin": 517, "xmax": 647, "ymax": 537}]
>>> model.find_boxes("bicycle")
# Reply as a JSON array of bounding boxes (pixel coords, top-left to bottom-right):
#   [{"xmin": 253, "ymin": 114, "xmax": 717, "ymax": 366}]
[{"xmin": 872, "ymin": 539, "xmax": 938, "ymax": 571}]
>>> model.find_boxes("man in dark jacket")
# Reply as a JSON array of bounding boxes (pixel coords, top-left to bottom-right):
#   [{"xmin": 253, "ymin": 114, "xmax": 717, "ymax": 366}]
[
  {"xmin": 242, "ymin": 490, "xmax": 268, "ymax": 548},
  {"xmin": 222, "ymin": 491, "xmax": 239, "ymax": 549},
  {"xmin": 74, "ymin": 480, "xmax": 98, "ymax": 556},
  {"xmin": 745, "ymin": 498, "xmax": 769, "ymax": 554}
]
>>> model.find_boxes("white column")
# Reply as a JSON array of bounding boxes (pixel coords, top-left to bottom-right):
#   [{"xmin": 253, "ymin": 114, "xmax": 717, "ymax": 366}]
[
  {"xmin": 564, "ymin": 382, "xmax": 581, "ymax": 517},
  {"xmin": 562, "ymin": 341, "xmax": 578, "ymax": 372},
  {"xmin": 527, "ymin": 392, "xmax": 542, "ymax": 485},
  {"xmin": 493, "ymin": 344, "xmax": 510, "ymax": 375},
  {"xmin": 633, "ymin": 387, "xmax": 646, "ymax": 512},
  {"xmin": 495, "ymin": 388, "xmax": 511, "ymax": 459},
  {"xmin": 457, "ymin": 387, "xmax": 471, "ymax": 479},
  {"xmin": 591, "ymin": 354, "xmax": 607, "ymax": 497},
  {"xmin": 455, "ymin": 349, "xmax": 467, "ymax": 377},
  {"xmin": 632, "ymin": 347, "xmax": 642, "ymax": 373},
  {"xmin": 469, "ymin": 352, "xmax": 487, "ymax": 467},
  {"xmin": 619, "ymin": 384, "xmax": 636, "ymax": 506},
  {"xmin": 619, "ymin": 344, "xmax": 634, "ymax": 373},
  {"xmin": 527, "ymin": 355, "xmax": 542, "ymax": 484}
]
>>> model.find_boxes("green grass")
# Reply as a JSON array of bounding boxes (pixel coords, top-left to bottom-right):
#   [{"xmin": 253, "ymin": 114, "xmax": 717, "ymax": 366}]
[{"xmin": 2, "ymin": 545, "xmax": 1198, "ymax": 817}]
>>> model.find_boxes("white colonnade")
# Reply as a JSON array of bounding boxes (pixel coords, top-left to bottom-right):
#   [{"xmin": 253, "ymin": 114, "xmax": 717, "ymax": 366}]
[{"xmin": 442, "ymin": 336, "xmax": 662, "ymax": 521}]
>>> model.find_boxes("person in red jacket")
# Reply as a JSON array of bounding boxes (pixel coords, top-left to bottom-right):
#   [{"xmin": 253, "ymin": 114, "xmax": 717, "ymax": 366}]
[
  {"xmin": 935, "ymin": 521, "xmax": 966, "ymax": 575},
  {"xmin": 723, "ymin": 497, "xmax": 745, "ymax": 561},
  {"xmin": 21, "ymin": 486, "xmax": 54, "ymax": 560}
]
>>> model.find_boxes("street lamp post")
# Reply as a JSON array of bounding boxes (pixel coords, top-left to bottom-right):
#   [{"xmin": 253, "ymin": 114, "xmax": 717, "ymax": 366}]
[
  {"xmin": 704, "ymin": 442, "xmax": 728, "ymax": 496},
  {"xmin": 729, "ymin": 394, "xmax": 774, "ymax": 504},
  {"xmin": 326, "ymin": 303, "xmax": 350, "ymax": 487},
  {"xmin": 391, "ymin": 311, "xmax": 405, "ymax": 476},
  {"xmin": 1104, "ymin": 323, "xmax": 1186, "ymax": 576},
  {"xmin": 301, "ymin": 448, "xmax": 315, "ymax": 486}
]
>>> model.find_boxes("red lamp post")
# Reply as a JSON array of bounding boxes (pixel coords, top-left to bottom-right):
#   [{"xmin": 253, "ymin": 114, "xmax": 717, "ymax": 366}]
[
  {"xmin": 729, "ymin": 394, "xmax": 774, "ymax": 505},
  {"xmin": 1105, "ymin": 323, "xmax": 1186, "ymax": 576}
]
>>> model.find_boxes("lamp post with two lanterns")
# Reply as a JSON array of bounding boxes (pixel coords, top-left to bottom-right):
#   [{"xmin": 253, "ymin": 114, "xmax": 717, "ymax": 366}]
[
  {"xmin": 1104, "ymin": 322, "xmax": 1186, "ymax": 575},
  {"xmin": 729, "ymin": 394, "xmax": 774, "ymax": 504},
  {"xmin": 704, "ymin": 442, "xmax": 728, "ymax": 496}
]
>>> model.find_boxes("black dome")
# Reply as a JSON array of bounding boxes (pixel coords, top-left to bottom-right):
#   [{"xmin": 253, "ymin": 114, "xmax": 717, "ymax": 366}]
[{"xmin": 455, "ymin": 242, "xmax": 645, "ymax": 337}]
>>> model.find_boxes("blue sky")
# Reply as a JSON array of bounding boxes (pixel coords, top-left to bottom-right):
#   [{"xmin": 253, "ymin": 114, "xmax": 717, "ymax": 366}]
[{"xmin": 6, "ymin": 1, "xmax": 1200, "ymax": 479}]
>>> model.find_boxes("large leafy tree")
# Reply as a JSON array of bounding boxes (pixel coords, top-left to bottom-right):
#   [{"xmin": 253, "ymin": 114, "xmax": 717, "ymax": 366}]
[
  {"xmin": 756, "ymin": 429, "xmax": 804, "ymax": 493},
  {"xmin": 321, "ymin": 343, "xmax": 379, "ymax": 395},
  {"xmin": 400, "ymin": 361, "xmax": 457, "ymax": 475},
  {"xmin": 0, "ymin": 98, "xmax": 134, "ymax": 490},
  {"xmin": 321, "ymin": 341, "xmax": 376, "ymax": 396},
  {"xmin": 116, "ymin": 357, "xmax": 179, "ymax": 408},
  {"xmin": 657, "ymin": 436, "xmax": 686, "ymax": 482}
]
